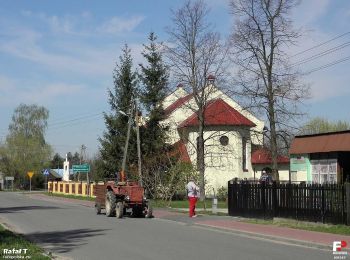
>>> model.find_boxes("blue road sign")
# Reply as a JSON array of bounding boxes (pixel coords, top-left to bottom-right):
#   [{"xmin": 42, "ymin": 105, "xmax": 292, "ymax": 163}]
[{"xmin": 43, "ymin": 169, "xmax": 49, "ymax": 176}]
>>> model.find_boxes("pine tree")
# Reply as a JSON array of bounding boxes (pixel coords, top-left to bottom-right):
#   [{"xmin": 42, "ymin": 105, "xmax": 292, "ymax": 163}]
[
  {"xmin": 139, "ymin": 32, "xmax": 169, "ymax": 157},
  {"xmin": 99, "ymin": 45, "xmax": 138, "ymax": 178}
]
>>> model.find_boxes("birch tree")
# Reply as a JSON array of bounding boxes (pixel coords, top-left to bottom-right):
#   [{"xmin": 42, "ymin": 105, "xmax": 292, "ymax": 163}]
[
  {"xmin": 166, "ymin": 0, "xmax": 228, "ymax": 200},
  {"xmin": 229, "ymin": 0, "xmax": 309, "ymax": 180}
]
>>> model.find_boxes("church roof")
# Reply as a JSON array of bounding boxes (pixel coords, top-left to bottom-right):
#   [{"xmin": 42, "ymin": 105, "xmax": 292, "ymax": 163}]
[
  {"xmin": 164, "ymin": 93, "xmax": 194, "ymax": 116},
  {"xmin": 178, "ymin": 99, "xmax": 256, "ymax": 128},
  {"xmin": 171, "ymin": 140, "xmax": 191, "ymax": 163}
]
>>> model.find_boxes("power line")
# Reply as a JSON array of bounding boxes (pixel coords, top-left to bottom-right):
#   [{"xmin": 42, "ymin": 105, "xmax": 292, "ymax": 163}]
[
  {"xmin": 48, "ymin": 112, "xmax": 103, "ymax": 127},
  {"xmin": 292, "ymin": 41, "xmax": 350, "ymax": 67},
  {"xmin": 305, "ymin": 55, "xmax": 350, "ymax": 74},
  {"xmin": 291, "ymin": 31, "xmax": 350, "ymax": 58}
]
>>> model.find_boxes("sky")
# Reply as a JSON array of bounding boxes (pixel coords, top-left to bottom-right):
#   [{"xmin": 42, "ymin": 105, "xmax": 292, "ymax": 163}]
[{"xmin": 0, "ymin": 0, "xmax": 349, "ymax": 158}]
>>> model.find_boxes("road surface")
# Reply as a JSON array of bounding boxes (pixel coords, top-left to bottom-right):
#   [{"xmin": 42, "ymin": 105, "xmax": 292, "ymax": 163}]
[{"xmin": 0, "ymin": 192, "xmax": 332, "ymax": 260}]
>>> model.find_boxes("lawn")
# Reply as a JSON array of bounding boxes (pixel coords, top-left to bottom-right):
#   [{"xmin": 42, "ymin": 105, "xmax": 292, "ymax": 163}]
[
  {"xmin": 153, "ymin": 199, "xmax": 227, "ymax": 209},
  {"xmin": 0, "ymin": 224, "xmax": 50, "ymax": 259},
  {"xmin": 43, "ymin": 192, "xmax": 227, "ymax": 209},
  {"xmin": 45, "ymin": 192, "xmax": 95, "ymax": 201}
]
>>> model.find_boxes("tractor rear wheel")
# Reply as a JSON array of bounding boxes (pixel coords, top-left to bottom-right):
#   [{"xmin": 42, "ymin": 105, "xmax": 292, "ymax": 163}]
[
  {"xmin": 116, "ymin": 202, "xmax": 124, "ymax": 218},
  {"xmin": 105, "ymin": 191, "xmax": 116, "ymax": 217}
]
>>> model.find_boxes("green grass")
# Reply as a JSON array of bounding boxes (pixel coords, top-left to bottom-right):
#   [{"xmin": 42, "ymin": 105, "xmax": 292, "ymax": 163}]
[
  {"xmin": 44, "ymin": 193, "xmax": 227, "ymax": 209},
  {"xmin": 0, "ymin": 224, "xmax": 51, "ymax": 259},
  {"xmin": 153, "ymin": 199, "xmax": 227, "ymax": 209},
  {"xmin": 45, "ymin": 192, "xmax": 95, "ymax": 201},
  {"xmin": 243, "ymin": 218, "xmax": 350, "ymax": 236}
]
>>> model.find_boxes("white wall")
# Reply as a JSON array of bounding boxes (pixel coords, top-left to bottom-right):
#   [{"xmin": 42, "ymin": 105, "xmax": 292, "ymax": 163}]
[
  {"xmin": 253, "ymin": 164, "xmax": 290, "ymax": 182},
  {"xmin": 183, "ymin": 127, "xmax": 254, "ymax": 192}
]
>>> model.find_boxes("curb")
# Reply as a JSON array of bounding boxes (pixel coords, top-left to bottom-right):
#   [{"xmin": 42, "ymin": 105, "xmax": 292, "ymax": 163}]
[{"xmin": 194, "ymin": 222, "xmax": 332, "ymax": 251}]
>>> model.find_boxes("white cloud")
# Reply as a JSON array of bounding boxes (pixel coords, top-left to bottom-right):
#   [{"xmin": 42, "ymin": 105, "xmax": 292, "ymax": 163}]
[
  {"xmin": 307, "ymin": 72, "xmax": 350, "ymax": 102},
  {"xmin": 0, "ymin": 75, "xmax": 85, "ymax": 105},
  {"xmin": 0, "ymin": 27, "xmax": 115, "ymax": 76},
  {"xmin": 98, "ymin": 15, "xmax": 145, "ymax": 34},
  {"xmin": 24, "ymin": 83, "xmax": 84, "ymax": 103},
  {"xmin": 293, "ymin": 0, "xmax": 330, "ymax": 27},
  {"xmin": 21, "ymin": 10, "xmax": 144, "ymax": 36}
]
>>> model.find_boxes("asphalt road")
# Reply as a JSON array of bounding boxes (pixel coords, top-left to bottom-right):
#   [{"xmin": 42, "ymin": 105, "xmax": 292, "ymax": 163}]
[{"xmin": 0, "ymin": 192, "xmax": 332, "ymax": 260}]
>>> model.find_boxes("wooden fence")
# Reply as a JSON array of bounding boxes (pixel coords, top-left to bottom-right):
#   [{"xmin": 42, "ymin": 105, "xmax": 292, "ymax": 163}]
[{"xmin": 228, "ymin": 181, "xmax": 350, "ymax": 225}]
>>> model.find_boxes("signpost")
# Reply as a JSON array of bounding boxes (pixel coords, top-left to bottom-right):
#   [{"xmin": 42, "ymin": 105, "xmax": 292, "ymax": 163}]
[
  {"xmin": 72, "ymin": 164, "xmax": 90, "ymax": 173},
  {"xmin": 72, "ymin": 164, "xmax": 91, "ymax": 196},
  {"xmin": 27, "ymin": 171, "xmax": 34, "ymax": 192}
]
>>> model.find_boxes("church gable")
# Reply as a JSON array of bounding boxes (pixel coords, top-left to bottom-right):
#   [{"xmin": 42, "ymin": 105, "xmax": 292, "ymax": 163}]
[{"xmin": 178, "ymin": 98, "xmax": 256, "ymax": 128}]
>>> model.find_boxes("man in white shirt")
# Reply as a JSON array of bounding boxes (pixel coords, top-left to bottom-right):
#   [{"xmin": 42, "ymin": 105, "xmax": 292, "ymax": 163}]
[{"xmin": 186, "ymin": 179, "xmax": 200, "ymax": 217}]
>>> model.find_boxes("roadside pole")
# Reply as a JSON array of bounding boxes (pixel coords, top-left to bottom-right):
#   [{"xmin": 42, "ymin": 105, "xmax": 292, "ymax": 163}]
[
  {"xmin": 87, "ymin": 171, "xmax": 90, "ymax": 196},
  {"xmin": 121, "ymin": 99, "xmax": 134, "ymax": 181},
  {"xmin": 27, "ymin": 172, "xmax": 34, "ymax": 192},
  {"xmin": 135, "ymin": 100, "xmax": 142, "ymax": 187}
]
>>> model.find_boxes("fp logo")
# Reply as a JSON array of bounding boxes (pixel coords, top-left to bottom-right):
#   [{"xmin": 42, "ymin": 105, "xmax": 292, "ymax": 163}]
[{"xmin": 333, "ymin": 241, "xmax": 347, "ymax": 252}]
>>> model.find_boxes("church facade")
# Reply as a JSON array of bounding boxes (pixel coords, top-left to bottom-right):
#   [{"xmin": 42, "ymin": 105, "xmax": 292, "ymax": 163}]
[{"xmin": 162, "ymin": 82, "xmax": 265, "ymax": 191}]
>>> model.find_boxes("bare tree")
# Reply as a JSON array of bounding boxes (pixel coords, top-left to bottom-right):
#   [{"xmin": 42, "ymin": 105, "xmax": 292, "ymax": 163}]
[
  {"xmin": 166, "ymin": 0, "xmax": 228, "ymax": 201},
  {"xmin": 229, "ymin": 0, "xmax": 309, "ymax": 180}
]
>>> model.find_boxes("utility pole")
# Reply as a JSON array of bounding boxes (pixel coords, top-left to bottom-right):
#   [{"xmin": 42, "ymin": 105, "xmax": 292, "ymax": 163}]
[
  {"xmin": 121, "ymin": 101, "xmax": 134, "ymax": 181},
  {"xmin": 80, "ymin": 145, "xmax": 89, "ymax": 195},
  {"xmin": 135, "ymin": 100, "xmax": 143, "ymax": 187}
]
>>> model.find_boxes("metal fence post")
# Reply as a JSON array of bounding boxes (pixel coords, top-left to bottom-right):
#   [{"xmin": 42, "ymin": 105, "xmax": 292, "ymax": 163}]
[
  {"xmin": 272, "ymin": 181, "xmax": 277, "ymax": 217},
  {"xmin": 346, "ymin": 183, "xmax": 350, "ymax": 225}
]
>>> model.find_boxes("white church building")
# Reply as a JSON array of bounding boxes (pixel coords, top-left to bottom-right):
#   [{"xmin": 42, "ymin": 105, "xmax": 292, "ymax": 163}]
[{"xmin": 162, "ymin": 80, "xmax": 267, "ymax": 191}]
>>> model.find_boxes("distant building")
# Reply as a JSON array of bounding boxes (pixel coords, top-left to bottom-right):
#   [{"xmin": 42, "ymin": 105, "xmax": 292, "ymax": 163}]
[
  {"xmin": 289, "ymin": 130, "xmax": 350, "ymax": 184},
  {"xmin": 251, "ymin": 148, "xmax": 289, "ymax": 181}
]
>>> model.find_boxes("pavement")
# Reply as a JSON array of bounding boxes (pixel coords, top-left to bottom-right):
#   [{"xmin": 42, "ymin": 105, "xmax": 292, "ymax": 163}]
[{"xmin": 28, "ymin": 193, "xmax": 350, "ymax": 251}]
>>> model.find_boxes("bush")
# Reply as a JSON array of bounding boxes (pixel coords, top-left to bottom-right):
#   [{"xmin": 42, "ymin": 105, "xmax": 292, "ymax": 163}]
[{"xmin": 217, "ymin": 186, "xmax": 228, "ymax": 201}]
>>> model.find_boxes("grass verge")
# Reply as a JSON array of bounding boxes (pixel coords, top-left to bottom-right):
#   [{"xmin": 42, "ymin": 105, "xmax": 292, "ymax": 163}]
[
  {"xmin": 153, "ymin": 199, "xmax": 227, "ymax": 209},
  {"xmin": 44, "ymin": 192, "xmax": 95, "ymax": 201},
  {"xmin": 243, "ymin": 218, "xmax": 350, "ymax": 236},
  {"xmin": 42, "ymin": 193, "xmax": 227, "ymax": 209},
  {"xmin": 0, "ymin": 224, "xmax": 50, "ymax": 259}
]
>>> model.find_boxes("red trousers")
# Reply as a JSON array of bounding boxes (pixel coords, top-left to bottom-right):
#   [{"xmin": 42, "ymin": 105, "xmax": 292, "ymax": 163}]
[{"xmin": 188, "ymin": 197, "xmax": 198, "ymax": 217}]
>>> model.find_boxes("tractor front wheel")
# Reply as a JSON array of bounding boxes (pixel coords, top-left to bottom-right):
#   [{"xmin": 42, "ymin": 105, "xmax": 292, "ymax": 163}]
[
  {"xmin": 95, "ymin": 203, "xmax": 101, "ymax": 215},
  {"xmin": 145, "ymin": 202, "xmax": 153, "ymax": 218},
  {"xmin": 116, "ymin": 202, "xmax": 124, "ymax": 218},
  {"xmin": 105, "ymin": 191, "xmax": 116, "ymax": 217}
]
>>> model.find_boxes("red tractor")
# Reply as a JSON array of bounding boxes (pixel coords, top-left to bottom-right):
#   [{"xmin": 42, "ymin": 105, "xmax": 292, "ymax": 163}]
[
  {"xmin": 94, "ymin": 180, "xmax": 153, "ymax": 218},
  {"xmin": 95, "ymin": 98, "xmax": 152, "ymax": 218}
]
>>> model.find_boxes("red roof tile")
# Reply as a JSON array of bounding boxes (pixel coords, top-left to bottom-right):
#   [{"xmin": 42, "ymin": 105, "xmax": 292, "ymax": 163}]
[
  {"xmin": 178, "ymin": 99, "xmax": 256, "ymax": 128},
  {"xmin": 164, "ymin": 93, "xmax": 194, "ymax": 116},
  {"xmin": 251, "ymin": 148, "xmax": 289, "ymax": 164},
  {"xmin": 171, "ymin": 140, "xmax": 191, "ymax": 163}
]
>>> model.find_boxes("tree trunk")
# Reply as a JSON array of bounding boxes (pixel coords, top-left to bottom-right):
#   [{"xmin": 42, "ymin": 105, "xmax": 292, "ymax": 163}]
[{"xmin": 198, "ymin": 114, "xmax": 206, "ymax": 203}]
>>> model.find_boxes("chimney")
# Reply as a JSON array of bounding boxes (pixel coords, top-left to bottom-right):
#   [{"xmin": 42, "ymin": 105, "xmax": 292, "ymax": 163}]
[{"xmin": 207, "ymin": 75, "xmax": 215, "ymax": 84}]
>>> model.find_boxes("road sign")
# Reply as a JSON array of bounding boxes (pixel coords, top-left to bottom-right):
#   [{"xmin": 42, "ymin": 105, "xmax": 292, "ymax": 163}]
[
  {"xmin": 72, "ymin": 164, "xmax": 90, "ymax": 173},
  {"xmin": 27, "ymin": 172, "xmax": 34, "ymax": 178},
  {"xmin": 5, "ymin": 176, "xmax": 14, "ymax": 181},
  {"xmin": 43, "ymin": 169, "xmax": 49, "ymax": 176}
]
